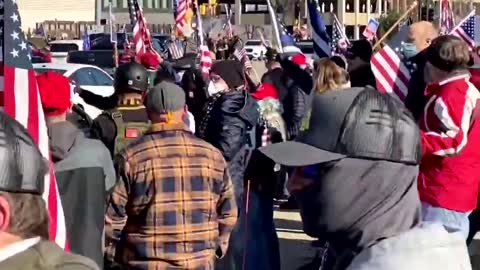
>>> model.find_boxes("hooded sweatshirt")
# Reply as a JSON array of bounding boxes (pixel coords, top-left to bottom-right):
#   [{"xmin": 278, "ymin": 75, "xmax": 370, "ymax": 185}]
[
  {"xmin": 48, "ymin": 121, "xmax": 115, "ymax": 268},
  {"xmin": 291, "ymin": 158, "xmax": 470, "ymax": 269}
]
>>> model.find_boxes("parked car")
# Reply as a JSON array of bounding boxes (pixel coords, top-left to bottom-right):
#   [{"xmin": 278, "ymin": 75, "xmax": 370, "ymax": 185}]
[
  {"xmin": 244, "ymin": 39, "xmax": 271, "ymax": 60},
  {"xmin": 33, "ymin": 63, "xmax": 114, "ymax": 119},
  {"xmin": 67, "ymin": 50, "xmax": 119, "ymax": 76},
  {"xmin": 49, "ymin": 40, "xmax": 85, "ymax": 63}
]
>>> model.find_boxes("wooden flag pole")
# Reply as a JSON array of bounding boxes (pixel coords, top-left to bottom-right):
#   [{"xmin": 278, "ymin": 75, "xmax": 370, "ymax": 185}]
[{"xmin": 373, "ymin": 1, "xmax": 418, "ymax": 50}]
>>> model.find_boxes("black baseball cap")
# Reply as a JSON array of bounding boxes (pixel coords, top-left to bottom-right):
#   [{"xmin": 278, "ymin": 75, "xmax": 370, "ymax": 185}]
[{"xmin": 260, "ymin": 87, "xmax": 422, "ymax": 166}]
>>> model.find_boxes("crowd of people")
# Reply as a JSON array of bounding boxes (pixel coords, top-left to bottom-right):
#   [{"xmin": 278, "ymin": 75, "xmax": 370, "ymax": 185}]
[{"xmin": 2, "ymin": 20, "xmax": 480, "ymax": 270}]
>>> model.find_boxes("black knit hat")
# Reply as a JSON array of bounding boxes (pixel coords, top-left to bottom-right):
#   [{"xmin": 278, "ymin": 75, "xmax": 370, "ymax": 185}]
[{"xmin": 210, "ymin": 60, "xmax": 245, "ymax": 89}]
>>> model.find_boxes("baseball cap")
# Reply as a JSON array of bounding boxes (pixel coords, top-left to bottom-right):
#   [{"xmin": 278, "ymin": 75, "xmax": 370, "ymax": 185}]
[
  {"xmin": 0, "ymin": 111, "xmax": 47, "ymax": 194},
  {"xmin": 145, "ymin": 81, "xmax": 186, "ymax": 114},
  {"xmin": 260, "ymin": 87, "xmax": 421, "ymax": 166},
  {"xmin": 37, "ymin": 71, "xmax": 72, "ymax": 117}
]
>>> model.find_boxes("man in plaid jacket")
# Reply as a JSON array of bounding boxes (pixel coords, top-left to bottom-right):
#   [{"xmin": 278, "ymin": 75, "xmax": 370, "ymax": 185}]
[{"xmin": 105, "ymin": 82, "xmax": 237, "ymax": 270}]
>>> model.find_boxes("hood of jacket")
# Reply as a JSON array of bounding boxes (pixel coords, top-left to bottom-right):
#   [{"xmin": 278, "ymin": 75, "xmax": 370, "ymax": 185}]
[
  {"xmin": 347, "ymin": 223, "xmax": 472, "ymax": 270},
  {"xmin": 48, "ymin": 121, "xmax": 84, "ymax": 162},
  {"xmin": 219, "ymin": 90, "xmax": 259, "ymax": 127}
]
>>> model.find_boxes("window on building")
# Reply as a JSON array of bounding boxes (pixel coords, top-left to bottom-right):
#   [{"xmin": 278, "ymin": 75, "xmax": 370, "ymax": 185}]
[
  {"xmin": 346, "ymin": 0, "xmax": 354, "ymax": 12},
  {"xmin": 345, "ymin": 25, "xmax": 354, "ymax": 39},
  {"xmin": 161, "ymin": 0, "xmax": 168, "ymax": 9}
]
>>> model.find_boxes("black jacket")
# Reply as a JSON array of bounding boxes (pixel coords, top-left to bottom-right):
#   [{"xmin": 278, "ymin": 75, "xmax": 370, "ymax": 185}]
[
  {"xmin": 199, "ymin": 90, "xmax": 259, "ymax": 205},
  {"xmin": 261, "ymin": 68, "xmax": 307, "ymax": 140},
  {"xmin": 49, "ymin": 121, "xmax": 115, "ymax": 268},
  {"xmin": 404, "ymin": 51, "xmax": 428, "ymax": 121},
  {"xmin": 347, "ymin": 57, "xmax": 376, "ymax": 88}
]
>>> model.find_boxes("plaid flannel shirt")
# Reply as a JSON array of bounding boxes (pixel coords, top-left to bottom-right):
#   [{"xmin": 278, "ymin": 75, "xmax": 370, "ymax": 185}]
[{"xmin": 105, "ymin": 123, "xmax": 237, "ymax": 270}]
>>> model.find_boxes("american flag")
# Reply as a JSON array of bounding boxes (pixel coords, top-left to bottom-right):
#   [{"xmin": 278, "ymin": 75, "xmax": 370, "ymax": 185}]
[
  {"xmin": 132, "ymin": 1, "xmax": 158, "ymax": 59},
  {"xmin": 168, "ymin": 40, "xmax": 184, "ymax": 60},
  {"xmin": 195, "ymin": 1, "xmax": 211, "ymax": 76},
  {"xmin": 224, "ymin": 4, "xmax": 233, "ymax": 39},
  {"xmin": 175, "ymin": 0, "xmax": 187, "ymax": 37},
  {"xmin": 440, "ymin": 0, "xmax": 455, "ymax": 35},
  {"xmin": 308, "ymin": 0, "xmax": 331, "ymax": 58},
  {"xmin": 371, "ymin": 27, "xmax": 411, "ymax": 102},
  {"xmin": 450, "ymin": 10, "xmax": 476, "ymax": 50},
  {"xmin": 331, "ymin": 13, "xmax": 349, "ymax": 53},
  {"xmin": 233, "ymin": 46, "xmax": 253, "ymax": 70},
  {"xmin": 0, "ymin": 0, "xmax": 67, "ymax": 248}
]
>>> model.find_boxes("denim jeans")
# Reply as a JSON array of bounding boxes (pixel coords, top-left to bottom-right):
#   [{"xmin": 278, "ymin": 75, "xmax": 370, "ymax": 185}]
[{"xmin": 421, "ymin": 202, "xmax": 471, "ymax": 239}]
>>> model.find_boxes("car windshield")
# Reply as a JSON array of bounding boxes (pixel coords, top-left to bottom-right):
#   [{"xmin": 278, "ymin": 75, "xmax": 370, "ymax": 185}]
[
  {"xmin": 245, "ymin": 40, "xmax": 262, "ymax": 46},
  {"xmin": 34, "ymin": 68, "xmax": 67, "ymax": 75},
  {"xmin": 50, "ymin": 43, "xmax": 79, "ymax": 53}
]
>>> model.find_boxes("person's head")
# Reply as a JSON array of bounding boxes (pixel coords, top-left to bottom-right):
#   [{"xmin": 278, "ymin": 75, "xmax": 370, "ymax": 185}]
[
  {"xmin": 208, "ymin": 60, "xmax": 245, "ymax": 94},
  {"xmin": 330, "ymin": 55, "xmax": 348, "ymax": 70},
  {"xmin": 314, "ymin": 59, "xmax": 350, "ymax": 94},
  {"xmin": 423, "ymin": 35, "xmax": 471, "ymax": 84},
  {"xmin": 114, "ymin": 62, "xmax": 149, "ymax": 97},
  {"xmin": 37, "ymin": 71, "xmax": 72, "ymax": 123},
  {"xmin": 407, "ymin": 21, "xmax": 438, "ymax": 54},
  {"xmin": 265, "ymin": 47, "xmax": 281, "ymax": 70},
  {"xmin": 0, "ymin": 112, "xmax": 50, "ymax": 248},
  {"xmin": 347, "ymin": 39, "xmax": 373, "ymax": 62},
  {"xmin": 154, "ymin": 62, "xmax": 179, "ymax": 85},
  {"xmin": 259, "ymin": 87, "xmax": 422, "ymax": 257},
  {"xmin": 144, "ymin": 81, "xmax": 187, "ymax": 124},
  {"xmin": 290, "ymin": 53, "xmax": 308, "ymax": 70}
]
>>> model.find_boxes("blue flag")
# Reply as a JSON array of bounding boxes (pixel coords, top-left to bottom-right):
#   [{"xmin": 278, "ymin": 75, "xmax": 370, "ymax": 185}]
[
  {"xmin": 82, "ymin": 27, "xmax": 90, "ymax": 50},
  {"xmin": 308, "ymin": 0, "xmax": 331, "ymax": 59}
]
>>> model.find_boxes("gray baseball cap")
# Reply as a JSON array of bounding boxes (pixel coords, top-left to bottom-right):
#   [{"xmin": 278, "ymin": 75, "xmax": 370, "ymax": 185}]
[
  {"xmin": 260, "ymin": 87, "xmax": 422, "ymax": 167},
  {"xmin": 145, "ymin": 81, "xmax": 186, "ymax": 114}
]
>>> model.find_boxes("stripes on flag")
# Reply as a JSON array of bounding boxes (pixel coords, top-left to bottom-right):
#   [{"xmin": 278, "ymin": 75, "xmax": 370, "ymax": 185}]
[
  {"xmin": 450, "ymin": 10, "xmax": 476, "ymax": 50},
  {"xmin": 168, "ymin": 41, "xmax": 184, "ymax": 60},
  {"xmin": 331, "ymin": 14, "xmax": 349, "ymax": 53},
  {"xmin": 175, "ymin": 0, "xmax": 187, "ymax": 36},
  {"xmin": 132, "ymin": 0, "xmax": 159, "ymax": 59},
  {"xmin": 308, "ymin": 0, "xmax": 331, "ymax": 59},
  {"xmin": 195, "ymin": 1, "xmax": 212, "ymax": 76},
  {"xmin": 233, "ymin": 46, "xmax": 253, "ymax": 70},
  {"xmin": 440, "ymin": 0, "xmax": 455, "ymax": 35},
  {"xmin": 1, "ymin": 0, "xmax": 67, "ymax": 248},
  {"xmin": 371, "ymin": 45, "xmax": 411, "ymax": 101}
]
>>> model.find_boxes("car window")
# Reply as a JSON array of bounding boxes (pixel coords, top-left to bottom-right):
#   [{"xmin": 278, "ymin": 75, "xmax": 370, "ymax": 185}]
[
  {"xmin": 90, "ymin": 68, "xmax": 113, "ymax": 86},
  {"xmin": 70, "ymin": 68, "xmax": 97, "ymax": 86},
  {"xmin": 50, "ymin": 43, "xmax": 79, "ymax": 52},
  {"xmin": 245, "ymin": 40, "xmax": 262, "ymax": 46},
  {"xmin": 34, "ymin": 68, "xmax": 67, "ymax": 75}
]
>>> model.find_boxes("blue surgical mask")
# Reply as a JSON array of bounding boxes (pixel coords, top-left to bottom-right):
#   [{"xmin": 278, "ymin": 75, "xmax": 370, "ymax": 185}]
[{"xmin": 401, "ymin": 42, "xmax": 418, "ymax": 59}]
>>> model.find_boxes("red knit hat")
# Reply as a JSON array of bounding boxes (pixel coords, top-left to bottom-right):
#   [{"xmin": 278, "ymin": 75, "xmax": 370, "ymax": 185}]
[
  {"xmin": 37, "ymin": 71, "xmax": 71, "ymax": 116},
  {"xmin": 290, "ymin": 53, "xmax": 307, "ymax": 69},
  {"xmin": 252, "ymin": 83, "xmax": 279, "ymax": 100}
]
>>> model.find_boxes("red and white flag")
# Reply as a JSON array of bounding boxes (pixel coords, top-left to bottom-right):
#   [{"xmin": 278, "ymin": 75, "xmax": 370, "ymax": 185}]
[
  {"xmin": 133, "ymin": 1, "xmax": 158, "ymax": 59},
  {"xmin": 175, "ymin": 0, "xmax": 187, "ymax": 36},
  {"xmin": 439, "ymin": 0, "xmax": 455, "ymax": 34},
  {"xmin": 450, "ymin": 10, "xmax": 476, "ymax": 50},
  {"xmin": 195, "ymin": 2, "xmax": 212, "ymax": 76},
  {"xmin": 233, "ymin": 47, "xmax": 253, "ymax": 70},
  {"xmin": 0, "ymin": 0, "xmax": 67, "ymax": 248},
  {"xmin": 371, "ymin": 45, "xmax": 411, "ymax": 102}
]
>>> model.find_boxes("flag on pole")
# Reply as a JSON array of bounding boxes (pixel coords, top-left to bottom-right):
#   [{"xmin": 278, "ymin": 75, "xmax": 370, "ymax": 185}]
[
  {"xmin": 168, "ymin": 40, "xmax": 184, "ymax": 60},
  {"xmin": 331, "ymin": 13, "xmax": 349, "ymax": 53},
  {"xmin": 308, "ymin": 0, "xmax": 331, "ymax": 59},
  {"xmin": 224, "ymin": 4, "xmax": 233, "ymax": 39},
  {"xmin": 82, "ymin": 26, "xmax": 90, "ymax": 51},
  {"xmin": 450, "ymin": 9, "xmax": 476, "ymax": 50},
  {"xmin": 370, "ymin": 27, "xmax": 411, "ymax": 102},
  {"xmin": 175, "ymin": 0, "xmax": 187, "ymax": 36},
  {"xmin": 195, "ymin": 0, "xmax": 212, "ymax": 76},
  {"xmin": 233, "ymin": 46, "xmax": 253, "ymax": 70},
  {"xmin": 265, "ymin": 0, "xmax": 283, "ymax": 53},
  {"xmin": 109, "ymin": 2, "xmax": 117, "ymax": 43},
  {"xmin": 0, "ymin": 0, "xmax": 67, "ymax": 248},
  {"xmin": 440, "ymin": 0, "xmax": 455, "ymax": 35},
  {"xmin": 132, "ymin": 0, "xmax": 158, "ymax": 59},
  {"xmin": 274, "ymin": 15, "xmax": 301, "ymax": 54}
]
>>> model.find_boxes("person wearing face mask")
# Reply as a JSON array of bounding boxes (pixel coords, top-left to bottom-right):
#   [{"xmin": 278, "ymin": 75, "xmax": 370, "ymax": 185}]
[
  {"xmin": 198, "ymin": 60, "xmax": 259, "ymax": 270},
  {"xmin": 402, "ymin": 21, "xmax": 438, "ymax": 120},
  {"xmin": 259, "ymin": 86, "xmax": 472, "ymax": 270}
]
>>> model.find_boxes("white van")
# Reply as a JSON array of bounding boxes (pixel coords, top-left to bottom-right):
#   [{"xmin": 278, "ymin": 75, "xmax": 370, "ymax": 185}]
[{"xmin": 49, "ymin": 40, "xmax": 85, "ymax": 63}]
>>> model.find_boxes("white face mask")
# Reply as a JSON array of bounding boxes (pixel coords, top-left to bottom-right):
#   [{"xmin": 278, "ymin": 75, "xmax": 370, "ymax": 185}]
[{"xmin": 207, "ymin": 81, "xmax": 228, "ymax": 96}]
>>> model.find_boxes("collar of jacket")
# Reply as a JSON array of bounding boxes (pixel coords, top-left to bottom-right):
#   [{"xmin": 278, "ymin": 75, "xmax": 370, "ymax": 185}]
[
  {"xmin": 425, "ymin": 72, "xmax": 471, "ymax": 96},
  {"xmin": 118, "ymin": 97, "xmax": 143, "ymax": 107},
  {"xmin": 147, "ymin": 122, "xmax": 190, "ymax": 134}
]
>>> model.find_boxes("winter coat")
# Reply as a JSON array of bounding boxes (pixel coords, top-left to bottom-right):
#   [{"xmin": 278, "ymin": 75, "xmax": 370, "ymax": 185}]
[
  {"xmin": 199, "ymin": 90, "xmax": 259, "ymax": 205},
  {"xmin": 404, "ymin": 51, "xmax": 428, "ymax": 121},
  {"xmin": 418, "ymin": 73, "xmax": 480, "ymax": 212},
  {"xmin": 49, "ymin": 121, "xmax": 115, "ymax": 268},
  {"xmin": 0, "ymin": 240, "xmax": 99, "ymax": 270},
  {"xmin": 347, "ymin": 223, "xmax": 471, "ymax": 270},
  {"xmin": 261, "ymin": 68, "xmax": 307, "ymax": 140}
]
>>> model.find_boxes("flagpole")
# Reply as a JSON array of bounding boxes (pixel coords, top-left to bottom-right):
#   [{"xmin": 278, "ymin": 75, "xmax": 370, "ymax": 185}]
[
  {"xmin": 266, "ymin": 0, "xmax": 283, "ymax": 53},
  {"xmin": 373, "ymin": 1, "xmax": 417, "ymax": 50}
]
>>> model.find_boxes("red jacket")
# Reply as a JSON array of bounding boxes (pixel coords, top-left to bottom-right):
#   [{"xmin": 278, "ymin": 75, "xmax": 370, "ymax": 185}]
[
  {"xmin": 470, "ymin": 68, "xmax": 480, "ymax": 89},
  {"xmin": 418, "ymin": 73, "xmax": 480, "ymax": 212}
]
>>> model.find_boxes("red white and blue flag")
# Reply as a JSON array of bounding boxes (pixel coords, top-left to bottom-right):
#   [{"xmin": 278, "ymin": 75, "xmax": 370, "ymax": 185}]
[
  {"xmin": 0, "ymin": 0, "xmax": 67, "ymax": 248},
  {"xmin": 439, "ymin": 0, "xmax": 455, "ymax": 34},
  {"xmin": 450, "ymin": 10, "xmax": 476, "ymax": 50}
]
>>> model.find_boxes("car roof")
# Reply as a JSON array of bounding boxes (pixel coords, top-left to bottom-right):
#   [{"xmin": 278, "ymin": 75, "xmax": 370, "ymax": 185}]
[
  {"xmin": 49, "ymin": 40, "xmax": 83, "ymax": 44},
  {"xmin": 32, "ymin": 63, "xmax": 97, "ymax": 73}
]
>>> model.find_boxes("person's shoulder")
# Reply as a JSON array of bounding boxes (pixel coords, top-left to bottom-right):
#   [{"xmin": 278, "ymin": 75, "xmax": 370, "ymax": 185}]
[
  {"xmin": 34, "ymin": 241, "xmax": 100, "ymax": 270},
  {"xmin": 187, "ymin": 136, "xmax": 227, "ymax": 162}
]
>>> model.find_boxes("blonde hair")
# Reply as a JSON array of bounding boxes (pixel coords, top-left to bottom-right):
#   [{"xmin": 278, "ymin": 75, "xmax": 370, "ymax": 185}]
[{"xmin": 314, "ymin": 59, "xmax": 349, "ymax": 94}]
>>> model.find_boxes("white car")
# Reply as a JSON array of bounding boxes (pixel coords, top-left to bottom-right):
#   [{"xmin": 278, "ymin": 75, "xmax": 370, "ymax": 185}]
[
  {"xmin": 244, "ymin": 40, "xmax": 271, "ymax": 60},
  {"xmin": 33, "ymin": 63, "xmax": 114, "ymax": 119},
  {"xmin": 49, "ymin": 40, "xmax": 85, "ymax": 63}
]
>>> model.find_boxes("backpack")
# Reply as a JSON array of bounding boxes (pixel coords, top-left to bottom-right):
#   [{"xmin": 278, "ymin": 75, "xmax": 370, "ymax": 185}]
[{"xmin": 104, "ymin": 109, "xmax": 150, "ymax": 155}]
